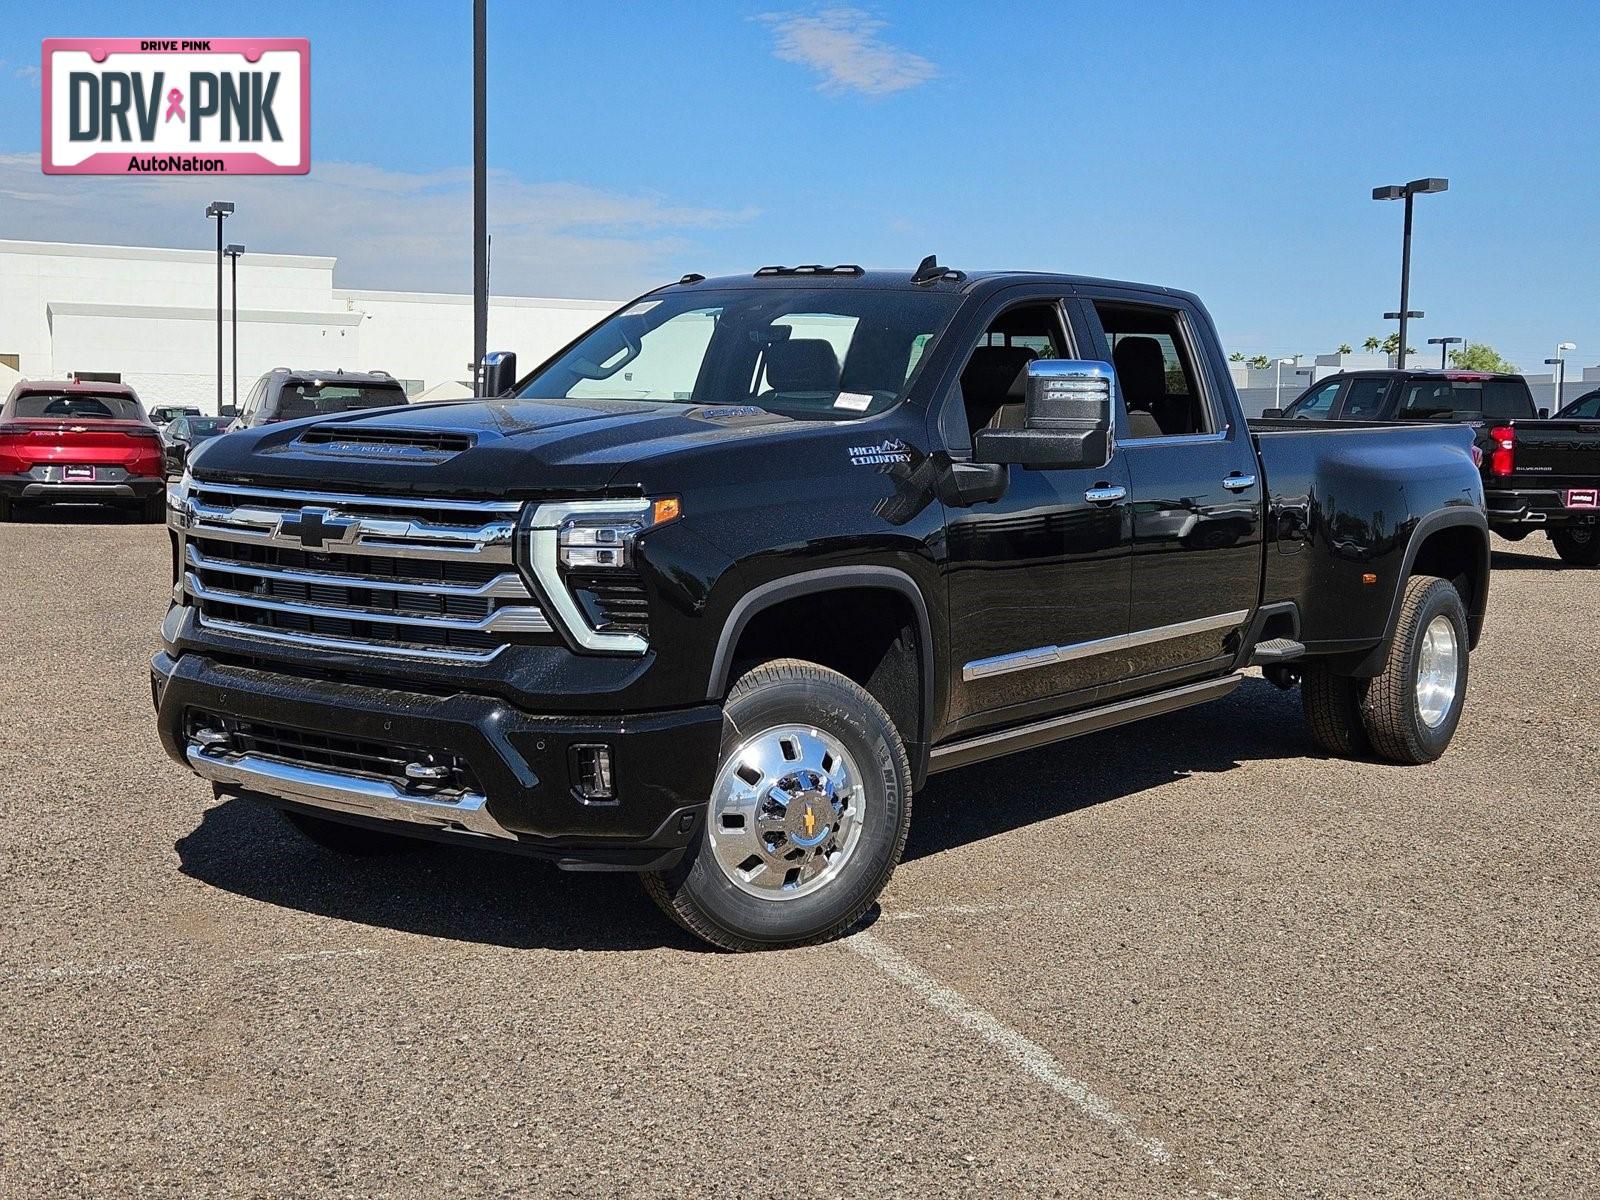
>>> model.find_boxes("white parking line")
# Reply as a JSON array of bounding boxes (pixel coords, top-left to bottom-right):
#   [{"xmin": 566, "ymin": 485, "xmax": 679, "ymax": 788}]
[{"xmin": 846, "ymin": 930, "xmax": 1172, "ymax": 1165}]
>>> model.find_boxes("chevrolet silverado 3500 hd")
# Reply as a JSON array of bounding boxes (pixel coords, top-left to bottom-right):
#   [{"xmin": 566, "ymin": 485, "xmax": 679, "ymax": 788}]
[{"xmin": 153, "ymin": 263, "xmax": 1490, "ymax": 950}]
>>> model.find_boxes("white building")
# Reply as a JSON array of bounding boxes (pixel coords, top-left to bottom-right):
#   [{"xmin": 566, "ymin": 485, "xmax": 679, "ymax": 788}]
[{"xmin": 0, "ymin": 239, "xmax": 618, "ymax": 411}]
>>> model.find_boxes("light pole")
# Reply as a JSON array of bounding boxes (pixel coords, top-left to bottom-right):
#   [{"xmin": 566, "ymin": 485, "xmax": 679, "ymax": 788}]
[
  {"xmin": 1373, "ymin": 177, "xmax": 1448, "ymax": 369},
  {"xmin": 1274, "ymin": 357, "xmax": 1293, "ymax": 410},
  {"xmin": 1545, "ymin": 342, "xmax": 1576, "ymax": 413},
  {"xmin": 205, "ymin": 201, "xmax": 234, "ymax": 414},
  {"xmin": 1428, "ymin": 336, "xmax": 1463, "ymax": 369},
  {"xmin": 224, "ymin": 244, "xmax": 244, "ymax": 414},
  {"xmin": 472, "ymin": 0, "xmax": 488, "ymax": 394}
]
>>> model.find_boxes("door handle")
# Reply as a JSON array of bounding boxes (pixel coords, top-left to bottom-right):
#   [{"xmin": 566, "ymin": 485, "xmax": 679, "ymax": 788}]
[
  {"xmin": 1221, "ymin": 474, "xmax": 1257, "ymax": 491},
  {"xmin": 1084, "ymin": 484, "xmax": 1127, "ymax": 504}
]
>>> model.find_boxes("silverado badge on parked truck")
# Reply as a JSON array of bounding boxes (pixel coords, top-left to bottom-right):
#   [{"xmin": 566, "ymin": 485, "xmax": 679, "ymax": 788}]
[{"xmin": 151, "ymin": 259, "xmax": 1492, "ymax": 951}]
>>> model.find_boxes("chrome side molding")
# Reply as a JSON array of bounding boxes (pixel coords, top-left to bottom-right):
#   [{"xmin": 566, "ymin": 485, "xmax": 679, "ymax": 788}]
[{"xmin": 963, "ymin": 610, "xmax": 1250, "ymax": 682}]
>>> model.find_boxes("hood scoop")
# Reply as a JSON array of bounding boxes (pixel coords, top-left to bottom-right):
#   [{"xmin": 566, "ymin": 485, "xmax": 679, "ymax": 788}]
[{"xmin": 294, "ymin": 424, "xmax": 476, "ymax": 458}]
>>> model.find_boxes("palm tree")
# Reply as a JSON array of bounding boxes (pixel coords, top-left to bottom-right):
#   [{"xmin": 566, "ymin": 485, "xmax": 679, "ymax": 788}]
[
  {"xmin": 1338, "ymin": 343, "xmax": 1353, "ymax": 355},
  {"xmin": 1362, "ymin": 336, "xmax": 1381, "ymax": 353}
]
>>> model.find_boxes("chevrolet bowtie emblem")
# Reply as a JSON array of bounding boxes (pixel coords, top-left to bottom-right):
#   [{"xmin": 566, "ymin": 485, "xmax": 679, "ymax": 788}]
[
  {"xmin": 803, "ymin": 806, "xmax": 817, "ymax": 838},
  {"xmin": 278, "ymin": 506, "xmax": 355, "ymax": 549}
]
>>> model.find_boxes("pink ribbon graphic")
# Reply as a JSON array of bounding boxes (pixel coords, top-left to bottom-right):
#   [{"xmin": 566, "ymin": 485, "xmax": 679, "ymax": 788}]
[{"xmin": 164, "ymin": 88, "xmax": 185, "ymax": 123}]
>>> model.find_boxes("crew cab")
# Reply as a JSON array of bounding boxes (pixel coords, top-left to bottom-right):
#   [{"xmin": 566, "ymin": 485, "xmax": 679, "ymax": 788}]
[
  {"xmin": 0, "ymin": 380, "xmax": 165, "ymax": 521},
  {"xmin": 153, "ymin": 263, "xmax": 1490, "ymax": 950},
  {"xmin": 1271, "ymin": 369, "xmax": 1600, "ymax": 564}
]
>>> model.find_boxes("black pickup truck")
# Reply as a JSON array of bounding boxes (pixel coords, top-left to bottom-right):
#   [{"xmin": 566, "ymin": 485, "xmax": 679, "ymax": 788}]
[
  {"xmin": 152, "ymin": 263, "xmax": 1490, "ymax": 950},
  {"xmin": 1271, "ymin": 369, "xmax": 1600, "ymax": 565}
]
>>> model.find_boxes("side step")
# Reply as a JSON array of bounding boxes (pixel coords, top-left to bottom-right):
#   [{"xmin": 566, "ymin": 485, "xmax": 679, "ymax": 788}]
[
  {"xmin": 1248, "ymin": 637, "xmax": 1306, "ymax": 666},
  {"xmin": 927, "ymin": 674, "xmax": 1242, "ymax": 775}
]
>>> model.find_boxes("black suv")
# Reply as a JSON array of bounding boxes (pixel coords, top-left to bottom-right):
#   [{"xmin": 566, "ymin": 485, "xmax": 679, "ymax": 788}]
[{"xmin": 226, "ymin": 368, "xmax": 410, "ymax": 430}]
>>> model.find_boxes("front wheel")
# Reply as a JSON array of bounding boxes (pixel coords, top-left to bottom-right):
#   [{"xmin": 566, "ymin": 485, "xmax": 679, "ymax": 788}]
[
  {"xmin": 1357, "ymin": 575, "xmax": 1470, "ymax": 764},
  {"xmin": 1551, "ymin": 527, "xmax": 1600, "ymax": 566},
  {"xmin": 644, "ymin": 659, "xmax": 913, "ymax": 951}
]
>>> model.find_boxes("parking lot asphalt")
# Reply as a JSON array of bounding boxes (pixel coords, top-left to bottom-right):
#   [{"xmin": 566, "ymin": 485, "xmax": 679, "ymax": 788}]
[{"xmin": 1, "ymin": 507, "xmax": 1596, "ymax": 1198}]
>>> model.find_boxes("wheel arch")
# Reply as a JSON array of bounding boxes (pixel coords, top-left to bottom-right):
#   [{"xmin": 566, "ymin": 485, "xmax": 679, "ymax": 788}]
[
  {"xmin": 705, "ymin": 566, "xmax": 937, "ymax": 782},
  {"xmin": 1351, "ymin": 508, "xmax": 1489, "ymax": 676}
]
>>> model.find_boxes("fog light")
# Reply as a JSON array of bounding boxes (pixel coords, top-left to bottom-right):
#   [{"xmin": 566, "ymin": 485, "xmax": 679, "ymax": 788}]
[{"xmin": 570, "ymin": 744, "xmax": 615, "ymax": 801}]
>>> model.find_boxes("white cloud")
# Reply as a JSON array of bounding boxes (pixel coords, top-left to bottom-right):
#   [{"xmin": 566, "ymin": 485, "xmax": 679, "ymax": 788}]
[
  {"xmin": 759, "ymin": 7, "xmax": 937, "ymax": 96},
  {"xmin": 0, "ymin": 154, "xmax": 756, "ymax": 298},
  {"xmin": 15, "ymin": 64, "xmax": 41, "ymax": 84}
]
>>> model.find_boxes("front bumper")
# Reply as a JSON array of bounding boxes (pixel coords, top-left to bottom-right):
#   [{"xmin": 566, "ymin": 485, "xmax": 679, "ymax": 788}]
[
  {"xmin": 152, "ymin": 650, "xmax": 724, "ymax": 870},
  {"xmin": 1487, "ymin": 488, "xmax": 1600, "ymax": 530},
  {"xmin": 0, "ymin": 472, "xmax": 165, "ymax": 502}
]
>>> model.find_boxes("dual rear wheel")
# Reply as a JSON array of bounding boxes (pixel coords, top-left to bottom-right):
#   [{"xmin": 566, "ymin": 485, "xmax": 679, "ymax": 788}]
[{"xmin": 1301, "ymin": 574, "xmax": 1470, "ymax": 764}]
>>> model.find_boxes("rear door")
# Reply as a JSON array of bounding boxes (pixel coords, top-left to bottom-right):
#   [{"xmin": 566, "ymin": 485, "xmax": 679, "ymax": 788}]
[{"xmin": 1079, "ymin": 291, "xmax": 1264, "ymax": 689}]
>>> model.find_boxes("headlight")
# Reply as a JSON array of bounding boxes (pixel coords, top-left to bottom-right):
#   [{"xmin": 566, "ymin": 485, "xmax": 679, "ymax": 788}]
[
  {"xmin": 167, "ymin": 469, "xmax": 193, "ymax": 528},
  {"xmin": 524, "ymin": 497, "xmax": 679, "ymax": 653},
  {"xmin": 557, "ymin": 497, "xmax": 680, "ymax": 570}
]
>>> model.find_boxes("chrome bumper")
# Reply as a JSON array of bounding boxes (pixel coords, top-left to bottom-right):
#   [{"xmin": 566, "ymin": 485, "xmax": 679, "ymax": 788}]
[{"xmin": 185, "ymin": 743, "xmax": 517, "ymax": 840}]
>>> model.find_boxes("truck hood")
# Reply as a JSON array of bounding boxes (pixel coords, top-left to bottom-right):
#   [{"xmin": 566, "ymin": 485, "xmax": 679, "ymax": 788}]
[{"xmin": 189, "ymin": 397, "xmax": 818, "ymax": 497}]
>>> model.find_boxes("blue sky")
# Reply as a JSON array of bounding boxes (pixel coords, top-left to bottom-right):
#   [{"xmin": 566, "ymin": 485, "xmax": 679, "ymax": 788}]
[{"xmin": 1, "ymin": 1, "xmax": 1597, "ymax": 372}]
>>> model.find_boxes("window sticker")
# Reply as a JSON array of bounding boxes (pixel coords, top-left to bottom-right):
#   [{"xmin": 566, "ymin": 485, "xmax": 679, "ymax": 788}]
[{"xmin": 834, "ymin": 391, "xmax": 873, "ymax": 411}]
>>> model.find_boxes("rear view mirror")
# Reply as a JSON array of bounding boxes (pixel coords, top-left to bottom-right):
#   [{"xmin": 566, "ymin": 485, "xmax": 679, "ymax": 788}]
[
  {"xmin": 974, "ymin": 360, "xmax": 1114, "ymax": 470},
  {"xmin": 479, "ymin": 350, "xmax": 518, "ymax": 397}
]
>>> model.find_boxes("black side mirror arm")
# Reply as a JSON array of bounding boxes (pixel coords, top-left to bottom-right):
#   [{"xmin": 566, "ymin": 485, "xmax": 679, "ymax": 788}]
[{"xmin": 938, "ymin": 459, "xmax": 1007, "ymax": 507}]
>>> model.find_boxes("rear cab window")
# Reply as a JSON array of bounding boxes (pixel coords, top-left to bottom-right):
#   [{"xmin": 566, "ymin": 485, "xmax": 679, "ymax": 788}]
[{"xmin": 1399, "ymin": 377, "xmax": 1536, "ymax": 422}]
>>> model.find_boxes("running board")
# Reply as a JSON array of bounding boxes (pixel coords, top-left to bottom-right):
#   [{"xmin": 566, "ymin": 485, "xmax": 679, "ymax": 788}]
[{"xmin": 927, "ymin": 674, "xmax": 1243, "ymax": 775}]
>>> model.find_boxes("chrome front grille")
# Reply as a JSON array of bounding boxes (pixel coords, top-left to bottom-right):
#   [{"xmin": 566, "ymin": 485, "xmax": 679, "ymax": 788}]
[{"xmin": 177, "ymin": 481, "xmax": 546, "ymax": 661}]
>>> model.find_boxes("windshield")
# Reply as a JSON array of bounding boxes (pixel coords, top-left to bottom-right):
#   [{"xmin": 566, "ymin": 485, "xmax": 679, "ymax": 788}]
[
  {"xmin": 1398, "ymin": 379, "xmax": 1535, "ymax": 421},
  {"xmin": 517, "ymin": 288, "xmax": 961, "ymax": 419},
  {"xmin": 277, "ymin": 383, "xmax": 408, "ymax": 420},
  {"xmin": 189, "ymin": 417, "xmax": 230, "ymax": 437},
  {"xmin": 13, "ymin": 392, "xmax": 143, "ymax": 420}
]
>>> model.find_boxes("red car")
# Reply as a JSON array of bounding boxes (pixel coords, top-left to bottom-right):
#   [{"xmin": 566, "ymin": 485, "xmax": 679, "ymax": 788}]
[{"xmin": 0, "ymin": 380, "xmax": 167, "ymax": 522}]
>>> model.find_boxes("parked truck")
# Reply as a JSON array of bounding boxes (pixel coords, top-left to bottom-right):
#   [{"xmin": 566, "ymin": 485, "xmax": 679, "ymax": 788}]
[
  {"xmin": 1270, "ymin": 369, "xmax": 1600, "ymax": 565},
  {"xmin": 153, "ymin": 263, "xmax": 1490, "ymax": 950}
]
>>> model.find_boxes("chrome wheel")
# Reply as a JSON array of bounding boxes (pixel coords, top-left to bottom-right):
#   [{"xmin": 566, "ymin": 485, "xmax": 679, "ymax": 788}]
[
  {"xmin": 1414, "ymin": 614, "xmax": 1460, "ymax": 728},
  {"xmin": 707, "ymin": 725, "xmax": 866, "ymax": 900}
]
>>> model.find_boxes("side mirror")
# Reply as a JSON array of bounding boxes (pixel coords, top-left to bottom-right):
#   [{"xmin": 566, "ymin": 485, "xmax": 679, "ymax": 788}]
[
  {"xmin": 217, "ymin": 404, "xmax": 238, "ymax": 419},
  {"xmin": 1260, "ymin": 407, "xmax": 1285, "ymax": 418},
  {"xmin": 479, "ymin": 350, "xmax": 518, "ymax": 397},
  {"xmin": 974, "ymin": 360, "xmax": 1114, "ymax": 470},
  {"xmin": 1538, "ymin": 407, "xmax": 1550, "ymax": 419}
]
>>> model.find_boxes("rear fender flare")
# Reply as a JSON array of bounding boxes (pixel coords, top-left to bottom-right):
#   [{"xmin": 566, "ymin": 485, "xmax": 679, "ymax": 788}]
[{"xmin": 1351, "ymin": 508, "xmax": 1489, "ymax": 676}]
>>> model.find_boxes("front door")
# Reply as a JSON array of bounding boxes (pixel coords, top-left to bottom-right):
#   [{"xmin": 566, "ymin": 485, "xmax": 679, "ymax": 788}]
[
  {"xmin": 1083, "ymin": 294, "xmax": 1264, "ymax": 687},
  {"xmin": 938, "ymin": 294, "xmax": 1133, "ymax": 734}
]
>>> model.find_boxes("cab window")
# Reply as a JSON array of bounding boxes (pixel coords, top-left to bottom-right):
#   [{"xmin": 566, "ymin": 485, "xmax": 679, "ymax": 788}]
[
  {"xmin": 1341, "ymin": 377, "xmax": 1389, "ymax": 419},
  {"xmin": 1287, "ymin": 380, "xmax": 1340, "ymax": 419},
  {"xmin": 1092, "ymin": 302, "xmax": 1211, "ymax": 437},
  {"xmin": 954, "ymin": 301, "xmax": 1071, "ymax": 440}
]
